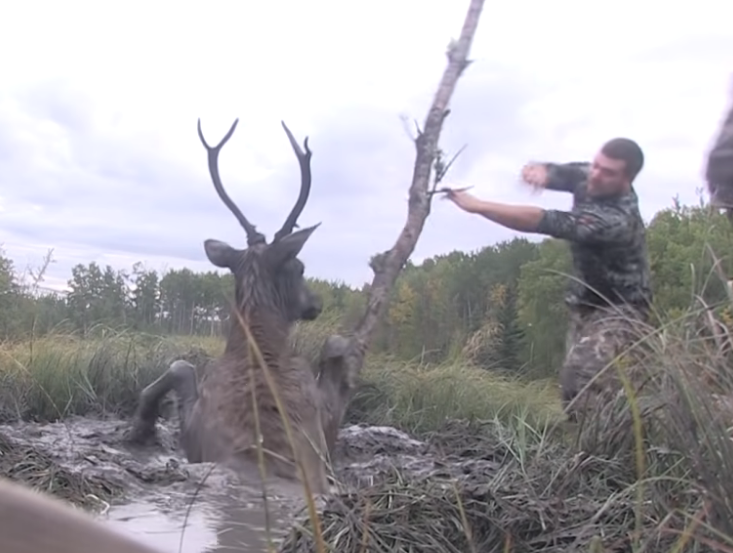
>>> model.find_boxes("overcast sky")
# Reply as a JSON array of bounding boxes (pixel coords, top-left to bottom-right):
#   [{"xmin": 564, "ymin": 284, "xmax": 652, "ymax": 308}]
[{"xmin": 1, "ymin": 0, "xmax": 731, "ymax": 292}]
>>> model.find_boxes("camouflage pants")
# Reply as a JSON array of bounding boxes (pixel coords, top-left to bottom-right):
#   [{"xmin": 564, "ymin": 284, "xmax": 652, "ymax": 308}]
[{"xmin": 559, "ymin": 304, "xmax": 648, "ymax": 417}]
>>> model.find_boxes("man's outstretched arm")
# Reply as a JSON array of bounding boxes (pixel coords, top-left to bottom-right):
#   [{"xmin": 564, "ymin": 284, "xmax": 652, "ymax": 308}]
[
  {"xmin": 447, "ymin": 190, "xmax": 632, "ymax": 244},
  {"xmin": 446, "ymin": 192, "xmax": 545, "ymax": 232}
]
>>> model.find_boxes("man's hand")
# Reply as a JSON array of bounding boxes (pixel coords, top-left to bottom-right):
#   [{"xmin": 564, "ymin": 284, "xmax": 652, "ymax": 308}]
[
  {"xmin": 521, "ymin": 163, "xmax": 549, "ymax": 192},
  {"xmin": 440, "ymin": 186, "xmax": 479, "ymax": 213}
]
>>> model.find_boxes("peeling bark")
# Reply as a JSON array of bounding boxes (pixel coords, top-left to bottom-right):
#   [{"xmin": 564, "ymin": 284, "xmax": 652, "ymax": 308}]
[{"xmin": 346, "ymin": 0, "xmax": 486, "ymax": 367}]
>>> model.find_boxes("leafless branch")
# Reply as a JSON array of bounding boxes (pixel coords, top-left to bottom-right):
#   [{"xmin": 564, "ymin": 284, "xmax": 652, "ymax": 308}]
[
  {"xmin": 20, "ymin": 248, "xmax": 55, "ymax": 297},
  {"xmin": 343, "ymin": 0, "xmax": 486, "ymax": 369}
]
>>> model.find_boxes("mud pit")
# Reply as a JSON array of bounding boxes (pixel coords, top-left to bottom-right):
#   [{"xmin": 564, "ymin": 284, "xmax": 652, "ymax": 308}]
[{"xmin": 0, "ymin": 416, "xmax": 498, "ymax": 552}]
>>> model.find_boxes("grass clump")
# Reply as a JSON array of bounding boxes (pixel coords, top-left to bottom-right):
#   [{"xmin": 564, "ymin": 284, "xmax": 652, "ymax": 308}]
[
  {"xmin": 0, "ymin": 430, "xmax": 122, "ymax": 511},
  {"xmin": 0, "ymin": 327, "xmax": 221, "ymax": 422},
  {"xmin": 281, "ymin": 443, "xmax": 642, "ymax": 552},
  {"xmin": 0, "ymin": 315, "xmax": 559, "ymax": 434},
  {"xmin": 347, "ymin": 357, "xmax": 563, "ymax": 434},
  {"xmin": 280, "ymin": 304, "xmax": 733, "ymax": 553}
]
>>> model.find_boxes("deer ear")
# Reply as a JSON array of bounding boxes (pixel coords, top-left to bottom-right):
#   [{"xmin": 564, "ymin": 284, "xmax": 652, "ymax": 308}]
[
  {"xmin": 204, "ymin": 239, "xmax": 237, "ymax": 268},
  {"xmin": 264, "ymin": 224, "xmax": 320, "ymax": 267}
]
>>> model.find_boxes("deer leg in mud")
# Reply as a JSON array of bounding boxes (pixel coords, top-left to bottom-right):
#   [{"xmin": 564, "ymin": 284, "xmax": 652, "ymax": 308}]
[
  {"xmin": 128, "ymin": 360, "xmax": 199, "ymax": 444},
  {"xmin": 315, "ymin": 335, "xmax": 358, "ymax": 457}
]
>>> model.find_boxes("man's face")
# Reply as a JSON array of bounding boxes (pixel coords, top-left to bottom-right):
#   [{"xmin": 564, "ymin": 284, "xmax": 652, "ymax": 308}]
[{"xmin": 587, "ymin": 152, "xmax": 629, "ymax": 197}]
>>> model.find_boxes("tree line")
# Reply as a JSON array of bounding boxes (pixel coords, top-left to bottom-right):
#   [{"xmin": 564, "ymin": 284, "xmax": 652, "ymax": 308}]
[{"xmin": 2, "ymin": 199, "xmax": 732, "ymax": 379}]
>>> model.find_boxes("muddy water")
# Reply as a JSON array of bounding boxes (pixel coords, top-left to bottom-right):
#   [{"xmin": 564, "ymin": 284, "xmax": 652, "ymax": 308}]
[
  {"xmin": 2, "ymin": 417, "xmax": 465, "ymax": 553},
  {"xmin": 105, "ymin": 501, "xmax": 217, "ymax": 553},
  {"xmin": 104, "ymin": 491, "xmax": 293, "ymax": 553},
  {"xmin": 101, "ymin": 470, "xmax": 310, "ymax": 552}
]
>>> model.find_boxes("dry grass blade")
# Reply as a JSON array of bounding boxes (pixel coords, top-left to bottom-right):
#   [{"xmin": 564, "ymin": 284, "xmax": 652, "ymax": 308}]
[{"xmin": 280, "ymin": 438, "xmax": 645, "ymax": 553}]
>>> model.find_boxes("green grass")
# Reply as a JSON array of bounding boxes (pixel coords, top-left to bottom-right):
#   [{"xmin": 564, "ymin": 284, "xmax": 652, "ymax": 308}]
[
  {"xmin": 0, "ymin": 328, "xmax": 223, "ymax": 422},
  {"xmin": 280, "ymin": 303, "xmax": 733, "ymax": 552},
  {"xmin": 0, "ymin": 319, "xmax": 561, "ymax": 432},
  {"xmin": 2, "ymin": 307, "xmax": 733, "ymax": 550},
  {"xmin": 347, "ymin": 356, "xmax": 563, "ymax": 434}
]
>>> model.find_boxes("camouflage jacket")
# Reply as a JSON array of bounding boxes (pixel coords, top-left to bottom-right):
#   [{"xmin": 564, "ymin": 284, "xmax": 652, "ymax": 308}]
[
  {"xmin": 535, "ymin": 162, "xmax": 653, "ymax": 313},
  {"xmin": 706, "ymin": 99, "xmax": 733, "ymax": 209}
]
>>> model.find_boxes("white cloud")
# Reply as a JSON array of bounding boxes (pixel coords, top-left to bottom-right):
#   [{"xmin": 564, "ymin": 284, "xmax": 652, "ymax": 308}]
[{"xmin": 0, "ymin": 0, "xmax": 731, "ymax": 291}]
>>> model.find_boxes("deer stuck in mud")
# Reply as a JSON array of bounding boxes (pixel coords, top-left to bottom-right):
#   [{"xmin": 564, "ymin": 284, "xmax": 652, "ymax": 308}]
[
  {"xmin": 127, "ymin": 119, "xmax": 357, "ymax": 495},
  {"xmin": 0, "ymin": 1, "xmax": 487, "ymax": 548}
]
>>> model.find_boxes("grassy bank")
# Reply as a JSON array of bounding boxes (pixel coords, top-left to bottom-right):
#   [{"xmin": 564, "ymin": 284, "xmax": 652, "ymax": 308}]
[
  {"xmin": 3, "ymin": 308, "xmax": 733, "ymax": 551},
  {"xmin": 0, "ymin": 329, "xmax": 219, "ymax": 422},
  {"xmin": 281, "ymin": 305, "xmax": 733, "ymax": 552},
  {"xmin": 0, "ymin": 320, "xmax": 562, "ymax": 430}
]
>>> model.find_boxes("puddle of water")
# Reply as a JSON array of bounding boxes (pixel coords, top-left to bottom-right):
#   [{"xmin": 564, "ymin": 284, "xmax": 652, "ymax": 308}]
[
  {"xmin": 103, "ymin": 491, "xmax": 296, "ymax": 553},
  {"xmin": 104, "ymin": 502, "xmax": 218, "ymax": 553}
]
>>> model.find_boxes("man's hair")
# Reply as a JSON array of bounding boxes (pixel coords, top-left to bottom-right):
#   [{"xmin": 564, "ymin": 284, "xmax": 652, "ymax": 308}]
[{"xmin": 601, "ymin": 138, "xmax": 644, "ymax": 181}]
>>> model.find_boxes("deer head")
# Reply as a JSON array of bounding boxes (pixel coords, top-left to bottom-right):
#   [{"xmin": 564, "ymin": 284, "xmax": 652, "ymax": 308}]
[{"xmin": 197, "ymin": 119, "xmax": 322, "ymax": 323}]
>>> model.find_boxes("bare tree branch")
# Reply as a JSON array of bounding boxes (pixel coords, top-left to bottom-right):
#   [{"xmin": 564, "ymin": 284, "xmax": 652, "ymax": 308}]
[{"xmin": 344, "ymin": 0, "xmax": 486, "ymax": 369}]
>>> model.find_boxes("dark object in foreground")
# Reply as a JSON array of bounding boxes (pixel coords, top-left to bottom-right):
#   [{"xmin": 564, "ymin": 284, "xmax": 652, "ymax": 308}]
[{"xmin": 0, "ymin": 476, "xmax": 161, "ymax": 553}]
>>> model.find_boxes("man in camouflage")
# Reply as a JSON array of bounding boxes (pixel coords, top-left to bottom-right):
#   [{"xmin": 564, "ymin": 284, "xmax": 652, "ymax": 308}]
[
  {"xmin": 705, "ymin": 95, "xmax": 733, "ymax": 221},
  {"xmin": 444, "ymin": 138, "xmax": 652, "ymax": 418}
]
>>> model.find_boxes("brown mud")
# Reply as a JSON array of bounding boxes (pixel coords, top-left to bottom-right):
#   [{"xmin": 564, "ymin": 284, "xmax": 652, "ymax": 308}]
[{"xmin": 0, "ymin": 416, "xmax": 493, "ymax": 552}]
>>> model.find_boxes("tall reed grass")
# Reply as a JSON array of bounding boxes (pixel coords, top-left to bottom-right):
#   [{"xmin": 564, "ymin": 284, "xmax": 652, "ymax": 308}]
[
  {"xmin": 4, "ymin": 297, "xmax": 733, "ymax": 551},
  {"xmin": 0, "ymin": 316, "xmax": 560, "ymax": 431}
]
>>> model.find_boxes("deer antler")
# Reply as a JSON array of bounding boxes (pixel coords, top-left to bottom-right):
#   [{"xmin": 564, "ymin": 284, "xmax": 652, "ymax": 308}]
[
  {"xmin": 273, "ymin": 121, "xmax": 313, "ymax": 243},
  {"xmin": 197, "ymin": 118, "xmax": 266, "ymax": 246}
]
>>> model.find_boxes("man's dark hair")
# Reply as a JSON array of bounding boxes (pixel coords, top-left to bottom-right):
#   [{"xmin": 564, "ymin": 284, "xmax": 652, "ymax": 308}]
[{"xmin": 601, "ymin": 138, "xmax": 644, "ymax": 181}]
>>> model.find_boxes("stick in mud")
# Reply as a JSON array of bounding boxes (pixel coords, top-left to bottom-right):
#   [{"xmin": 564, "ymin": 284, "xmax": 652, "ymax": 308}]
[{"xmin": 0, "ymin": 477, "xmax": 163, "ymax": 553}]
